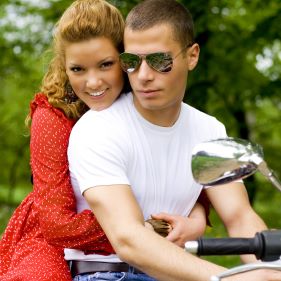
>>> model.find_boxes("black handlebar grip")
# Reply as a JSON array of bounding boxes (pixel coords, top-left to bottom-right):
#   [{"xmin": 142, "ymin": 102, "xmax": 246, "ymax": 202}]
[
  {"xmin": 195, "ymin": 230, "xmax": 281, "ymax": 261},
  {"xmin": 260, "ymin": 230, "xmax": 281, "ymax": 261},
  {"xmin": 197, "ymin": 236, "xmax": 263, "ymax": 257}
]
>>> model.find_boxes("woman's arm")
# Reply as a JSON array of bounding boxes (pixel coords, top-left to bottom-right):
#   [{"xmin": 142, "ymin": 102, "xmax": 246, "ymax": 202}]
[{"xmin": 31, "ymin": 105, "xmax": 113, "ymax": 253}]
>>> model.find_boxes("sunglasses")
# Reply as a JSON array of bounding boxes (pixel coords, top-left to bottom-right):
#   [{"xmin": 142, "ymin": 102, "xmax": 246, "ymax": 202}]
[{"xmin": 119, "ymin": 44, "xmax": 193, "ymax": 74}]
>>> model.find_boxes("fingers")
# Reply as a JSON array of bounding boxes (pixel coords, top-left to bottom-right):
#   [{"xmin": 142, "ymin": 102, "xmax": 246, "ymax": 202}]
[
  {"xmin": 151, "ymin": 212, "xmax": 175, "ymax": 224},
  {"xmin": 166, "ymin": 229, "xmax": 178, "ymax": 242},
  {"xmin": 226, "ymin": 269, "xmax": 281, "ymax": 281},
  {"xmin": 267, "ymin": 269, "xmax": 281, "ymax": 281},
  {"xmin": 166, "ymin": 228, "xmax": 184, "ymax": 247}
]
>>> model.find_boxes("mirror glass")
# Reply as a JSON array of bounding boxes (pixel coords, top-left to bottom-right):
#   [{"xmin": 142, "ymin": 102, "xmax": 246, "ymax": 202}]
[{"xmin": 191, "ymin": 138, "xmax": 264, "ymax": 186}]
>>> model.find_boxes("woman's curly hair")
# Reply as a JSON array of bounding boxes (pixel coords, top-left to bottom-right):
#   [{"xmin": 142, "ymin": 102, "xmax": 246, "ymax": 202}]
[{"xmin": 27, "ymin": 0, "xmax": 125, "ymax": 124}]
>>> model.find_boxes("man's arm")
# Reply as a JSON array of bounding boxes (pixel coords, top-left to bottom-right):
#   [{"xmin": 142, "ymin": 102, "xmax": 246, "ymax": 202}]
[
  {"xmin": 84, "ymin": 184, "xmax": 225, "ymax": 281},
  {"xmin": 206, "ymin": 182, "xmax": 267, "ymax": 263},
  {"xmin": 83, "ymin": 184, "xmax": 280, "ymax": 281}
]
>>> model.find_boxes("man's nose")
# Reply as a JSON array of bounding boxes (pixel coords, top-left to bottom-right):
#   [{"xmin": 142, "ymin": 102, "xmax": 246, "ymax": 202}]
[{"xmin": 136, "ymin": 59, "xmax": 154, "ymax": 82}]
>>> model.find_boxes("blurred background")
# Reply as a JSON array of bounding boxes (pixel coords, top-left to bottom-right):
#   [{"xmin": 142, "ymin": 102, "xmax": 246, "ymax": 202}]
[{"xmin": 0, "ymin": 0, "xmax": 280, "ymax": 267}]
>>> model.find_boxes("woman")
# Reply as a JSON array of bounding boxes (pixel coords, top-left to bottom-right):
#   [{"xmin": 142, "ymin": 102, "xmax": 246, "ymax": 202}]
[
  {"xmin": 0, "ymin": 1, "xmax": 124, "ymax": 280},
  {"xmin": 0, "ymin": 1, "xmax": 207, "ymax": 280}
]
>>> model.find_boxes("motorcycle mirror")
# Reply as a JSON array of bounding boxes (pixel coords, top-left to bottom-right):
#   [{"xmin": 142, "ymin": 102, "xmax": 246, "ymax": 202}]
[{"xmin": 191, "ymin": 137, "xmax": 281, "ymax": 191}]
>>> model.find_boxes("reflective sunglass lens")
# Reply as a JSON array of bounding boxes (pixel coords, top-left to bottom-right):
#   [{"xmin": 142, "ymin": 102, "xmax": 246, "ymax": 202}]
[
  {"xmin": 119, "ymin": 52, "xmax": 174, "ymax": 73},
  {"xmin": 119, "ymin": 53, "xmax": 141, "ymax": 73},
  {"xmin": 146, "ymin": 53, "xmax": 173, "ymax": 73}
]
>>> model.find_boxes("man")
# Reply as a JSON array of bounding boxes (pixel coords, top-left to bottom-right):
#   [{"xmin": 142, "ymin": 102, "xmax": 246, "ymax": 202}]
[{"xmin": 68, "ymin": 0, "xmax": 280, "ymax": 280}]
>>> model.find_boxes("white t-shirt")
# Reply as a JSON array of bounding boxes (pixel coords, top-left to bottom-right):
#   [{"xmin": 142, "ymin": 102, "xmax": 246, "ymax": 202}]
[{"xmin": 65, "ymin": 92, "xmax": 227, "ymax": 261}]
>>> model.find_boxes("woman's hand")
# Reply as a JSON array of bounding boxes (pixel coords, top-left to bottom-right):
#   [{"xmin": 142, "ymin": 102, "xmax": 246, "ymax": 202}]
[{"xmin": 145, "ymin": 218, "xmax": 172, "ymax": 237}]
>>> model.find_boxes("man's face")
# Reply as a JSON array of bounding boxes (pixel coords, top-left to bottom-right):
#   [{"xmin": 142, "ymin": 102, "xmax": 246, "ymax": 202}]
[{"xmin": 123, "ymin": 24, "xmax": 199, "ymax": 125}]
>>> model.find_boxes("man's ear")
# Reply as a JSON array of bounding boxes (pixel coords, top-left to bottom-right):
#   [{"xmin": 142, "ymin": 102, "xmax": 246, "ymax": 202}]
[{"xmin": 187, "ymin": 43, "xmax": 200, "ymax": 71}]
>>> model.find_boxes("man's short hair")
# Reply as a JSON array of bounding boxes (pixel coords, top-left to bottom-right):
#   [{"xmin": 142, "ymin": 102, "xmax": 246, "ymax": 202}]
[{"xmin": 125, "ymin": 0, "xmax": 194, "ymax": 48}]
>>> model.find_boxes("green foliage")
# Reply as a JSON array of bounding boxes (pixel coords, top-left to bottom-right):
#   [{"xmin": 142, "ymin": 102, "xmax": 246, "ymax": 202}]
[
  {"xmin": 184, "ymin": 0, "xmax": 281, "ymax": 201},
  {"xmin": 0, "ymin": 0, "xmax": 73, "ymax": 196}
]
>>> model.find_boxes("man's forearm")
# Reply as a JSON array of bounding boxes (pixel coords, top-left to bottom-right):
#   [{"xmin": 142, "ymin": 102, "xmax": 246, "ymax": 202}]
[
  {"xmin": 84, "ymin": 185, "xmax": 226, "ymax": 280},
  {"xmin": 226, "ymin": 208, "xmax": 267, "ymax": 263},
  {"xmin": 110, "ymin": 223, "xmax": 226, "ymax": 281}
]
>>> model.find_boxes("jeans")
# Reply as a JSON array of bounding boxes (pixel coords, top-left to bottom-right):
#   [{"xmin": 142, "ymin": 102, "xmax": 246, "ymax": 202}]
[{"xmin": 73, "ymin": 269, "xmax": 157, "ymax": 281}]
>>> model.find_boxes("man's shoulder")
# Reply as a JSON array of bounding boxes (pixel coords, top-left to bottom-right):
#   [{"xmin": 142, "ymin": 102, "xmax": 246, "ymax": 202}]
[
  {"xmin": 79, "ymin": 93, "xmax": 131, "ymax": 122},
  {"xmin": 182, "ymin": 103, "xmax": 219, "ymax": 123},
  {"xmin": 71, "ymin": 93, "xmax": 132, "ymax": 138},
  {"xmin": 181, "ymin": 103, "xmax": 226, "ymax": 138}
]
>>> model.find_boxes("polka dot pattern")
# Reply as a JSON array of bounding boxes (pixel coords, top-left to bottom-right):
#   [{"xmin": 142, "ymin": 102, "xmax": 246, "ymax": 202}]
[{"xmin": 0, "ymin": 94, "xmax": 113, "ymax": 281}]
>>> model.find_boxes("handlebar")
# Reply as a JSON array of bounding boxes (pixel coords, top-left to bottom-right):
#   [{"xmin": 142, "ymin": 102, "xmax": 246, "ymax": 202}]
[
  {"xmin": 210, "ymin": 259, "xmax": 281, "ymax": 281},
  {"xmin": 185, "ymin": 230, "xmax": 281, "ymax": 262}
]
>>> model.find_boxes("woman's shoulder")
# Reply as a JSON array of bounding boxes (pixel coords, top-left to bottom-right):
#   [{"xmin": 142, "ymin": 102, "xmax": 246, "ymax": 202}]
[
  {"xmin": 30, "ymin": 93, "xmax": 50, "ymax": 112},
  {"xmin": 30, "ymin": 93, "xmax": 75, "ymax": 128}
]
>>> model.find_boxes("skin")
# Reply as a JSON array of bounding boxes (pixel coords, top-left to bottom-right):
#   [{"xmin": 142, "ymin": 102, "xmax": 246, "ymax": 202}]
[
  {"xmin": 151, "ymin": 203, "xmax": 206, "ymax": 247},
  {"xmin": 81, "ymin": 25, "xmax": 279, "ymax": 280},
  {"xmin": 124, "ymin": 24, "xmax": 199, "ymax": 127},
  {"xmin": 64, "ymin": 35, "xmax": 206, "ymax": 243},
  {"xmin": 65, "ymin": 37, "xmax": 124, "ymax": 111},
  {"xmin": 206, "ymin": 182, "xmax": 267, "ymax": 263}
]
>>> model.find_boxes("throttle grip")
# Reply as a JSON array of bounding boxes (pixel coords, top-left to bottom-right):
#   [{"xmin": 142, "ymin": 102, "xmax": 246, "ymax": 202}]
[{"xmin": 185, "ymin": 230, "xmax": 281, "ymax": 261}]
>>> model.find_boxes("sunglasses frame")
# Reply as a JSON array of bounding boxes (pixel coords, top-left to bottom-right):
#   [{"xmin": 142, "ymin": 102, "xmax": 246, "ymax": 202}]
[{"xmin": 119, "ymin": 43, "xmax": 194, "ymax": 74}]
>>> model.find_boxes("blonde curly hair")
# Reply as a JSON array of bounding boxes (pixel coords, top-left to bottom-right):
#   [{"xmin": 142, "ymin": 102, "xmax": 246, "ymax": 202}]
[{"xmin": 29, "ymin": 0, "xmax": 124, "ymax": 123}]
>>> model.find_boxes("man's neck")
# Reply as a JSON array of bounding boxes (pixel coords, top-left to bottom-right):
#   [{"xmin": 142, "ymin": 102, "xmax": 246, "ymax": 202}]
[{"xmin": 133, "ymin": 96, "xmax": 182, "ymax": 127}]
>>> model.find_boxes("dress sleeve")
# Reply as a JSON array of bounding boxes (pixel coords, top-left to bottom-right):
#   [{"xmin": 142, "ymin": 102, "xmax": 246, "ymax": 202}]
[{"xmin": 30, "ymin": 105, "xmax": 114, "ymax": 254}]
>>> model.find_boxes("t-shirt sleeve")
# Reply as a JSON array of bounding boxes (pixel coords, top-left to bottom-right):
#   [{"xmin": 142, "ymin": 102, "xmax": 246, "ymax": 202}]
[{"xmin": 68, "ymin": 112, "xmax": 130, "ymax": 194}]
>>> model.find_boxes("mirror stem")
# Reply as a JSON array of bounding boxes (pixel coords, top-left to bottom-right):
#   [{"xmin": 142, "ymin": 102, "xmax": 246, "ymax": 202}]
[{"xmin": 258, "ymin": 161, "xmax": 281, "ymax": 192}]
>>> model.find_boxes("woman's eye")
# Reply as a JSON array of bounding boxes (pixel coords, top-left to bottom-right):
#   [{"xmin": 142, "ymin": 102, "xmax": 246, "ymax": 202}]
[
  {"xmin": 70, "ymin": 66, "xmax": 82, "ymax": 72},
  {"xmin": 101, "ymin": 61, "xmax": 114, "ymax": 69}
]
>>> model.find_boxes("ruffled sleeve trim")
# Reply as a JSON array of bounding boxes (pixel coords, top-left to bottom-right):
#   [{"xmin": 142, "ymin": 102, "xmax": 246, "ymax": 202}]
[{"xmin": 30, "ymin": 93, "xmax": 75, "ymax": 126}]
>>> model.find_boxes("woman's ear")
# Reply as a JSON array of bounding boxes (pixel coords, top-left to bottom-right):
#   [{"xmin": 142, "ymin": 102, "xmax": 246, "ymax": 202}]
[{"xmin": 187, "ymin": 43, "xmax": 200, "ymax": 71}]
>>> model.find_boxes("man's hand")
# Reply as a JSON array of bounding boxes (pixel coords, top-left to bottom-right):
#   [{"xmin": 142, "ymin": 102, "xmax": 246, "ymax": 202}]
[
  {"xmin": 150, "ymin": 212, "xmax": 206, "ymax": 247},
  {"xmin": 225, "ymin": 269, "xmax": 281, "ymax": 281}
]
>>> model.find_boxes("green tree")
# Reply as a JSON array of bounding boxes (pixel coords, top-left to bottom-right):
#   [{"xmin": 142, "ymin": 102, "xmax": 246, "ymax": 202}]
[{"xmin": 185, "ymin": 0, "xmax": 281, "ymax": 202}]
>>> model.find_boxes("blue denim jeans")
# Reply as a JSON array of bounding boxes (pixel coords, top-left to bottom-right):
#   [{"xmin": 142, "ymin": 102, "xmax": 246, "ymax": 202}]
[{"xmin": 73, "ymin": 269, "xmax": 157, "ymax": 281}]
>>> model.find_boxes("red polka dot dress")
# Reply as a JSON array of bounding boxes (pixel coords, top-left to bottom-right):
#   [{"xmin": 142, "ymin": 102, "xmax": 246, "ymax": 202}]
[{"xmin": 0, "ymin": 94, "xmax": 114, "ymax": 281}]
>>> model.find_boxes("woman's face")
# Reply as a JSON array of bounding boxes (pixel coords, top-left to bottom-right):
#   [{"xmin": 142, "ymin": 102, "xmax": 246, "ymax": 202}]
[{"xmin": 65, "ymin": 37, "xmax": 124, "ymax": 111}]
